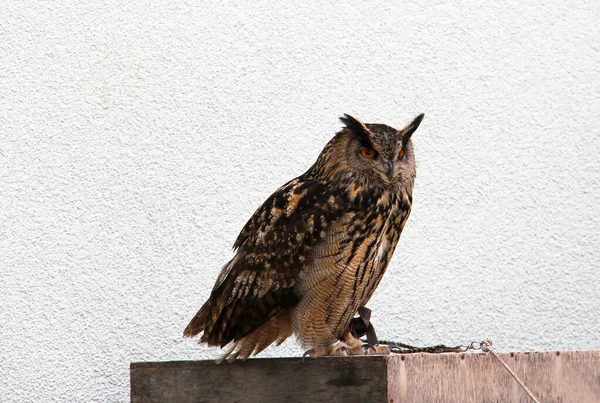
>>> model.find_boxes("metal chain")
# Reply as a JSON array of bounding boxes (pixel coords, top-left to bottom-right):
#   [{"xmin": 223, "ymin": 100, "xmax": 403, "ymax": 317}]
[
  {"xmin": 380, "ymin": 338, "xmax": 541, "ymax": 402},
  {"xmin": 378, "ymin": 340, "xmax": 464, "ymax": 354}
]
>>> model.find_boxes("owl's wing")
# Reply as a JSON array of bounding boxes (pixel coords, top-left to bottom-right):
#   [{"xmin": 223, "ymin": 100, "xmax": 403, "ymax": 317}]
[{"xmin": 183, "ymin": 177, "xmax": 347, "ymax": 348}]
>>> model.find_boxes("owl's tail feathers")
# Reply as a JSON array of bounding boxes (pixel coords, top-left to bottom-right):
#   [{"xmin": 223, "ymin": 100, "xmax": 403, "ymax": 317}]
[
  {"xmin": 183, "ymin": 259, "xmax": 239, "ymax": 342},
  {"xmin": 183, "ymin": 304, "xmax": 209, "ymax": 339},
  {"xmin": 217, "ymin": 312, "xmax": 292, "ymax": 363},
  {"xmin": 184, "ymin": 297, "xmax": 236, "ymax": 347}
]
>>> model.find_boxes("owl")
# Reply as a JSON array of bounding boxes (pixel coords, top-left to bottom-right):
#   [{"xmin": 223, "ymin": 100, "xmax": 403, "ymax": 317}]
[{"xmin": 184, "ymin": 113, "xmax": 424, "ymax": 361}]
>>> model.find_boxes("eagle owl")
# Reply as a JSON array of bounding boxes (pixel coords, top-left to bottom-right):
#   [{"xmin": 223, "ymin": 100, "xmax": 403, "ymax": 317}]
[{"xmin": 184, "ymin": 113, "xmax": 424, "ymax": 361}]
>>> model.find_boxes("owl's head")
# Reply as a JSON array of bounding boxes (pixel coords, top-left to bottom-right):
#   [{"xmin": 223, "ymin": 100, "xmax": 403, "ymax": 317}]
[{"xmin": 312, "ymin": 114, "xmax": 424, "ymax": 189}]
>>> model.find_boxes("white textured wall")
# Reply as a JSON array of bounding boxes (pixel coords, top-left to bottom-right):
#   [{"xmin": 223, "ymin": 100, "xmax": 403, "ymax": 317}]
[{"xmin": 1, "ymin": 1, "xmax": 599, "ymax": 401}]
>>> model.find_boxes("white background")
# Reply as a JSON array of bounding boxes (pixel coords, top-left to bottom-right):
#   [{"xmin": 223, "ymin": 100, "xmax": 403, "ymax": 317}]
[{"xmin": 1, "ymin": 1, "xmax": 599, "ymax": 401}]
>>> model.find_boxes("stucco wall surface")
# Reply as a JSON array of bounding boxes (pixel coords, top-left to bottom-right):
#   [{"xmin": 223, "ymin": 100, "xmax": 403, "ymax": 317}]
[{"xmin": 1, "ymin": 1, "xmax": 599, "ymax": 401}]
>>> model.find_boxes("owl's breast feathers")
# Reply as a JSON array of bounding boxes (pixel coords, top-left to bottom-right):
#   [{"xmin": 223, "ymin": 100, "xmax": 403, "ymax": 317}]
[{"xmin": 183, "ymin": 176, "xmax": 412, "ymax": 353}]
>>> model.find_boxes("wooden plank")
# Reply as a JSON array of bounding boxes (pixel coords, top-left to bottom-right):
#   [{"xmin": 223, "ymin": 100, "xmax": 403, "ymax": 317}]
[
  {"xmin": 130, "ymin": 356, "xmax": 388, "ymax": 403},
  {"xmin": 387, "ymin": 351, "xmax": 600, "ymax": 403},
  {"xmin": 131, "ymin": 351, "xmax": 600, "ymax": 403}
]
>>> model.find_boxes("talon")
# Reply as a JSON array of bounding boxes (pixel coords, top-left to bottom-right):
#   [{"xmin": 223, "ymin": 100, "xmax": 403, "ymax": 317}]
[
  {"xmin": 376, "ymin": 344, "xmax": 391, "ymax": 354},
  {"xmin": 303, "ymin": 349, "xmax": 313, "ymax": 359},
  {"xmin": 362, "ymin": 343, "xmax": 377, "ymax": 353}
]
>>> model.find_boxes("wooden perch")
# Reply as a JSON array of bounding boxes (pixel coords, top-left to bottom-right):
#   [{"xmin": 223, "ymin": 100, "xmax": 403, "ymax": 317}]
[{"xmin": 131, "ymin": 351, "xmax": 600, "ymax": 402}]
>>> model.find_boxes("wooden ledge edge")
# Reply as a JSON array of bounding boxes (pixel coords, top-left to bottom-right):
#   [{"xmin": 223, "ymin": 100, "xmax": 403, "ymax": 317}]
[{"xmin": 130, "ymin": 349, "xmax": 599, "ymax": 368}]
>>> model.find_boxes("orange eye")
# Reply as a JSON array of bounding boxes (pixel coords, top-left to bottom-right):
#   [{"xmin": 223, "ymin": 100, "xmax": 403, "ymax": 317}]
[
  {"xmin": 360, "ymin": 148, "xmax": 377, "ymax": 159},
  {"xmin": 398, "ymin": 149, "xmax": 405, "ymax": 160}
]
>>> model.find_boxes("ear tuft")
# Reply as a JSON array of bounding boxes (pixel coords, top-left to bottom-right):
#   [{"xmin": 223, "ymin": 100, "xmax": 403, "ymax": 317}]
[
  {"xmin": 401, "ymin": 113, "xmax": 424, "ymax": 144},
  {"xmin": 340, "ymin": 114, "xmax": 371, "ymax": 144}
]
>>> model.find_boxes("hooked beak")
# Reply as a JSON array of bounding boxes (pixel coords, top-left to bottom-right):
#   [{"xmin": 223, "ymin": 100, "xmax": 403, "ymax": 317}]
[{"xmin": 385, "ymin": 160, "xmax": 394, "ymax": 181}]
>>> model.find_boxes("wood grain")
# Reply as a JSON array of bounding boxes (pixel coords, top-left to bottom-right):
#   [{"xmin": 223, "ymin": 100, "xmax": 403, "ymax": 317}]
[
  {"xmin": 131, "ymin": 356, "xmax": 387, "ymax": 403},
  {"xmin": 387, "ymin": 350, "xmax": 600, "ymax": 403},
  {"xmin": 131, "ymin": 351, "xmax": 600, "ymax": 403}
]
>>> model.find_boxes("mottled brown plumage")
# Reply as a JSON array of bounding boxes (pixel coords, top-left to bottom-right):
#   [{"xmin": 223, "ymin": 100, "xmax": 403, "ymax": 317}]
[{"xmin": 184, "ymin": 113, "xmax": 424, "ymax": 361}]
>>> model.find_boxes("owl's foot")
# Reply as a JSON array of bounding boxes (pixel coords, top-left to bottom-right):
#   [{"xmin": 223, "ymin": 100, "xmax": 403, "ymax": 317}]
[
  {"xmin": 362, "ymin": 343, "xmax": 377, "ymax": 353},
  {"xmin": 337, "ymin": 333, "xmax": 391, "ymax": 355},
  {"xmin": 328, "ymin": 344, "xmax": 351, "ymax": 356},
  {"xmin": 364, "ymin": 343, "xmax": 391, "ymax": 354},
  {"xmin": 303, "ymin": 312, "xmax": 392, "ymax": 358},
  {"xmin": 303, "ymin": 344, "xmax": 349, "ymax": 358},
  {"xmin": 303, "ymin": 340, "xmax": 391, "ymax": 358},
  {"xmin": 361, "ymin": 343, "xmax": 391, "ymax": 354}
]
